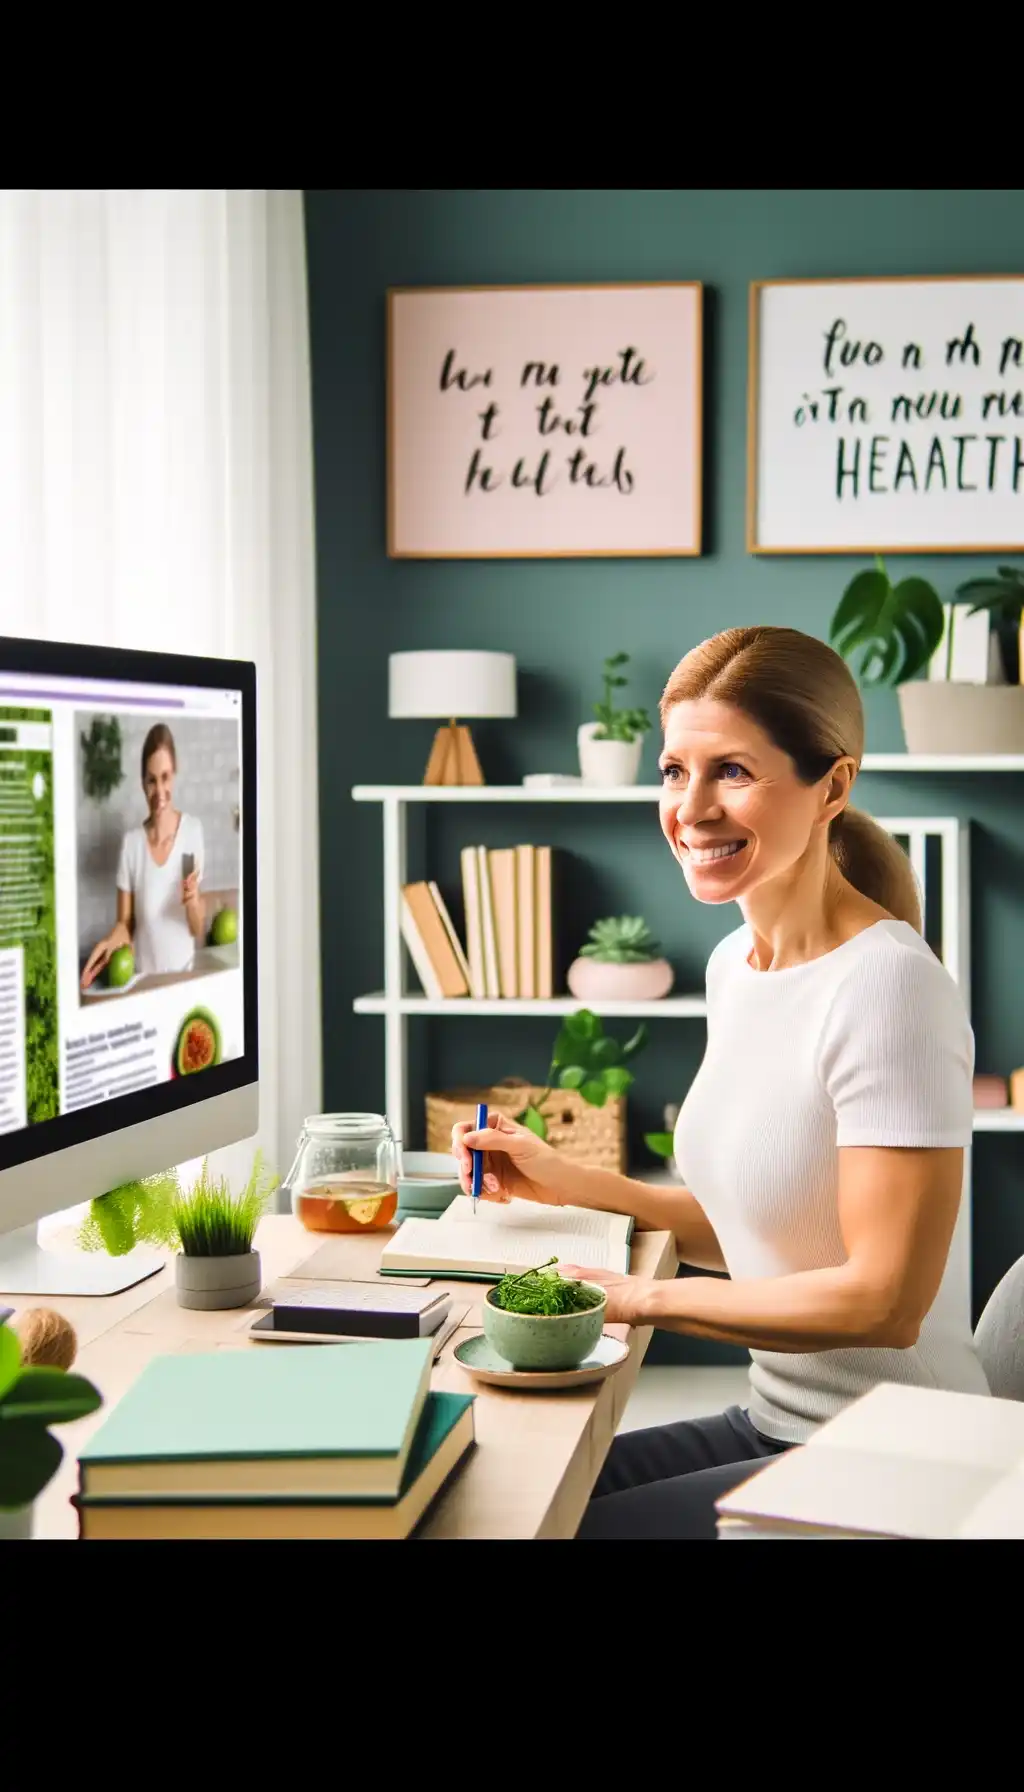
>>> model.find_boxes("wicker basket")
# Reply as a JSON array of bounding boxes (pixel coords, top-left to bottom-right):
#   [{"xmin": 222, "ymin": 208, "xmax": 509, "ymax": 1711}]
[{"xmin": 425, "ymin": 1077, "xmax": 626, "ymax": 1173}]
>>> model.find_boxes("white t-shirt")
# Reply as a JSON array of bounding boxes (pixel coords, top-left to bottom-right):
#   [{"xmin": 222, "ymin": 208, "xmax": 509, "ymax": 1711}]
[
  {"xmin": 674, "ymin": 918, "xmax": 990, "ymax": 1445},
  {"xmin": 116, "ymin": 814, "xmax": 205, "ymax": 977}
]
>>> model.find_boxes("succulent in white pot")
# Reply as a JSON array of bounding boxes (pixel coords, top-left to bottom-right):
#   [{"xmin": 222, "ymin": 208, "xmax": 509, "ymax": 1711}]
[
  {"xmin": 577, "ymin": 652, "xmax": 652, "ymax": 786},
  {"xmin": 567, "ymin": 916, "xmax": 674, "ymax": 1002}
]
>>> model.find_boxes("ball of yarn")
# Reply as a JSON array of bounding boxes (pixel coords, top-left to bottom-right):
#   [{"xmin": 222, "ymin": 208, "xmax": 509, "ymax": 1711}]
[{"xmin": 16, "ymin": 1307, "xmax": 78, "ymax": 1370}]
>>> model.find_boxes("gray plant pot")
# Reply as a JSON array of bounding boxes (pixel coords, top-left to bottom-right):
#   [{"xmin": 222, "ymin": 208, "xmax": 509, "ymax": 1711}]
[
  {"xmin": 0, "ymin": 1504, "xmax": 34, "ymax": 1540},
  {"xmin": 898, "ymin": 682, "xmax": 1024, "ymax": 754},
  {"xmin": 174, "ymin": 1249, "xmax": 261, "ymax": 1311}
]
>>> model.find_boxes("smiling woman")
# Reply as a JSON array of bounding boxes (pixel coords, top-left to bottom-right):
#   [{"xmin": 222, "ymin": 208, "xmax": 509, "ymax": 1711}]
[{"xmin": 452, "ymin": 624, "xmax": 988, "ymax": 1540}]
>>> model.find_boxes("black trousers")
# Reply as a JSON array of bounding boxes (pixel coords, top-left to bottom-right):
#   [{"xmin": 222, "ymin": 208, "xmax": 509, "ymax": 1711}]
[{"xmin": 576, "ymin": 1404, "xmax": 792, "ymax": 1540}]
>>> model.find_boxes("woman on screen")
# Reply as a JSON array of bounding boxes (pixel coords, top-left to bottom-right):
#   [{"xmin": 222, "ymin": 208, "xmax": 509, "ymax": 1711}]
[{"xmin": 81, "ymin": 723, "xmax": 206, "ymax": 988}]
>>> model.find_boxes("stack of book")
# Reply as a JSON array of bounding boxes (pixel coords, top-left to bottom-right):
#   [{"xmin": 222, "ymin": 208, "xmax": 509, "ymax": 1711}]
[
  {"xmin": 74, "ymin": 1337, "xmax": 475, "ymax": 1540},
  {"xmin": 400, "ymin": 845, "xmax": 554, "ymax": 1001}
]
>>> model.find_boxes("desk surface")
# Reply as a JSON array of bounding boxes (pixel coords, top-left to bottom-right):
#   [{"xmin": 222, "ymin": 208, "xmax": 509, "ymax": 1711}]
[{"xmin": 17, "ymin": 1213, "xmax": 677, "ymax": 1541}]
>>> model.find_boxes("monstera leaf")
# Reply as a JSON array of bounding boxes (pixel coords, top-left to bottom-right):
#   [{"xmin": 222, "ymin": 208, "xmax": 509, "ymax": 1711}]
[{"xmin": 829, "ymin": 556, "xmax": 945, "ymax": 687}]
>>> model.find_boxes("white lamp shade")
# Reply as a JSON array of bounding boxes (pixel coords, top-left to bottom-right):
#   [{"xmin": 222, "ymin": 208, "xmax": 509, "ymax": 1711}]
[{"xmin": 388, "ymin": 650, "xmax": 517, "ymax": 720}]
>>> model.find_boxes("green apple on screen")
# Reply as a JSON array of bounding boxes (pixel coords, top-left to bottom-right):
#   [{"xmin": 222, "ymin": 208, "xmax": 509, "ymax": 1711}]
[
  {"xmin": 210, "ymin": 907, "xmax": 238, "ymax": 946},
  {"xmin": 106, "ymin": 946, "xmax": 134, "ymax": 988}
]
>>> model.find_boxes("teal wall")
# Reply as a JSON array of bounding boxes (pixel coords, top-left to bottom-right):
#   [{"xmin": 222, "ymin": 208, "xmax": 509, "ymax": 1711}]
[{"xmin": 304, "ymin": 190, "xmax": 1024, "ymax": 1358}]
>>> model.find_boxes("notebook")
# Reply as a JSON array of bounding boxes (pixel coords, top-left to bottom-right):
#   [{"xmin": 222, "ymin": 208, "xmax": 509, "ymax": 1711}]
[
  {"xmin": 716, "ymin": 1381, "xmax": 1024, "ymax": 1541},
  {"xmin": 76, "ymin": 1391, "xmax": 476, "ymax": 1541},
  {"xmin": 264, "ymin": 1280, "xmax": 451, "ymax": 1338},
  {"xmin": 76, "ymin": 1336, "xmax": 434, "ymax": 1502},
  {"xmin": 379, "ymin": 1194, "xmax": 633, "ymax": 1279}
]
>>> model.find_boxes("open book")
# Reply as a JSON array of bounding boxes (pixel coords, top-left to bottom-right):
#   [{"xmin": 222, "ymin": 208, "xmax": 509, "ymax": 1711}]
[
  {"xmin": 379, "ymin": 1196, "xmax": 633, "ymax": 1280},
  {"xmin": 716, "ymin": 1381, "xmax": 1024, "ymax": 1541}
]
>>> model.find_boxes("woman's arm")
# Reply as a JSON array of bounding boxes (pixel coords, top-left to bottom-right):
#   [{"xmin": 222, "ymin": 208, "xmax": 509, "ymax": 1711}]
[
  {"xmin": 556, "ymin": 1160, "xmax": 727, "ymax": 1273},
  {"xmin": 598, "ymin": 1145, "xmax": 964, "ymax": 1351},
  {"xmin": 80, "ymin": 891, "xmax": 134, "ymax": 989}
]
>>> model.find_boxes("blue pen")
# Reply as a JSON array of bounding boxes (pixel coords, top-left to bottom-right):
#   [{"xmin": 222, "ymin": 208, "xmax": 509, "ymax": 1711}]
[{"xmin": 471, "ymin": 1102, "xmax": 488, "ymax": 1213}]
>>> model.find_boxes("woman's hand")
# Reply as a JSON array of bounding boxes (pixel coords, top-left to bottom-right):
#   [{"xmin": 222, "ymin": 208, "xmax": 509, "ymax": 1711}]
[
  {"xmin": 558, "ymin": 1264, "xmax": 653, "ymax": 1327},
  {"xmin": 181, "ymin": 871, "xmax": 200, "ymax": 909},
  {"xmin": 451, "ymin": 1111, "xmax": 577, "ymax": 1207},
  {"xmin": 80, "ymin": 938, "xmax": 113, "ymax": 991}
]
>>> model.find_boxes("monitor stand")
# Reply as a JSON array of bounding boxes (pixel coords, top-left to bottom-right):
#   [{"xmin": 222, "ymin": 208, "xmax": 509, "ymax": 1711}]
[{"xmin": 0, "ymin": 1222, "xmax": 165, "ymax": 1297}]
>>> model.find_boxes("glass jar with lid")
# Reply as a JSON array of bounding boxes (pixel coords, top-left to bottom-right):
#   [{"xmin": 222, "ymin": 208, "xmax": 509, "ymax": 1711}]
[{"xmin": 287, "ymin": 1114, "xmax": 401, "ymax": 1234}]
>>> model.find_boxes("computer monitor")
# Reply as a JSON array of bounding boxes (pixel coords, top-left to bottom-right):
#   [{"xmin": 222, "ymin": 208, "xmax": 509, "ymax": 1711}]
[{"xmin": 0, "ymin": 636, "xmax": 258, "ymax": 1295}]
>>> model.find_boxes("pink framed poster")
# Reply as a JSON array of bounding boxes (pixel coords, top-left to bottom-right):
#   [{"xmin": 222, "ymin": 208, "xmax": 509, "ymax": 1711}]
[{"xmin": 387, "ymin": 282, "xmax": 703, "ymax": 558}]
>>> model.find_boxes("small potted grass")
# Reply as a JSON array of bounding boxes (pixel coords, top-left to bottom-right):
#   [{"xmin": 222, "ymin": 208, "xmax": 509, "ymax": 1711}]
[
  {"xmin": 483, "ymin": 1256, "xmax": 607, "ymax": 1372},
  {"xmin": 173, "ymin": 1152, "xmax": 278, "ymax": 1311}
]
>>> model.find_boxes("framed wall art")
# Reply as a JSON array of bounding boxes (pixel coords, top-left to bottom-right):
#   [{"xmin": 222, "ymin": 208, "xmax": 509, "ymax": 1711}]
[
  {"xmin": 387, "ymin": 282, "xmax": 703, "ymax": 558},
  {"xmin": 748, "ymin": 274, "xmax": 1024, "ymax": 554}
]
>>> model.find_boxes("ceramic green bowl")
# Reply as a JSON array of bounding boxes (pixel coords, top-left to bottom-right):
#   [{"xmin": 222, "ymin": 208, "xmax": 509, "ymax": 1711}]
[{"xmin": 482, "ymin": 1283, "xmax": 608, "ymax": 1372}]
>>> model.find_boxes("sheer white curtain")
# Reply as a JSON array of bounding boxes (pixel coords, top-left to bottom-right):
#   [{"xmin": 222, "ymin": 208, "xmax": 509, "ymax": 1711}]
[{"xmin": 0, "ymin": 189, "xmax": 321, "ymax": 1195}]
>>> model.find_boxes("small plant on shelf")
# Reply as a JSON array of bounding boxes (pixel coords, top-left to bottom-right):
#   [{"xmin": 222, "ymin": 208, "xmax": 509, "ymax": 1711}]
[
  {"xmin": 591, "ymin": 652, "xmax": 653, "ymax": 743},
  {"xmin": 954, "ymin": 564, "xmax": 1024, "ymax": 683},
  {"xmin": 578, "ymin": 915, "xmax": 662, "ymax": 963},
  {"xmin": 578, "ymin": 653, "xmax": 653, "ymax": 787},
  {"xmin": 567, "ymin": 915, "xmax": 675, "ymax": 1001}
]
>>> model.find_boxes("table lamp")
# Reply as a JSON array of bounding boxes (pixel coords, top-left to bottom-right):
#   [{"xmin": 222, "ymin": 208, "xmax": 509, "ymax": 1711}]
[{"xmin": 388, "ymin": 650, "xmax": 517, "ymax": 786}]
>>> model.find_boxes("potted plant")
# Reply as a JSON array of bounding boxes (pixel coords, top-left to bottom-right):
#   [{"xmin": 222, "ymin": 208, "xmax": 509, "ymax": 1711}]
[
  {"xmin": 829, "ymin": 555, "xmax": 1024, "ymax": 753},
  {"xmin": 172, "ymin": 1153, "xmax": 278, "ymax": 1311},
  {"xmin": 954, "ymin": 565, "xmax": 1024, "ymax": 685},
  {"xmin": 567, "ymin": 915, "xmax": 674, "ymax": 1002},
  {"xmin": 512, "ymin": 1007, "xmax": 648, "ymax": 1143},
  {"xmin": 578, "ymin": 651, "xmax": 652, "ymax": 786},
  {"xmin": 0, "ymin": 1313, "xmax": 102, "ymax": 1540}
]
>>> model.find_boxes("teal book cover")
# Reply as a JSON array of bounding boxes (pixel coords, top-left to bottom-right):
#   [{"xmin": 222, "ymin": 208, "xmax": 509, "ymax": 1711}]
[{"xmin": 78, "ymin": 1337, "xmax": 434, "ymax": 1465}]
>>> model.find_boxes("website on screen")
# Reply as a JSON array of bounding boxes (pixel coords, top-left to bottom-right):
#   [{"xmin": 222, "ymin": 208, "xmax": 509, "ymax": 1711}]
[{"xmin": 0, "ymin": 668, "xmax": 244, "ymax": 1140}]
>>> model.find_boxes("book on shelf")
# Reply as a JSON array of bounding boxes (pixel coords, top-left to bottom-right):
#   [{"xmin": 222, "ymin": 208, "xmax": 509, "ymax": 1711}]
[
  {"xmin": 459, "ymin": 845, "xmax": 487, "ymax": 998},
  {"xmin": 400, "ymin": 880, "xmax": 469, "ymax": 998},
  {"xmin": 379, "ymin": 1193, "xmax": 633, "ymax": 1279},
  {"xmin": 475, "ymin": 844, "xmax": 501, "ymax": 998},
  {"xmin": 516, "ymin": 843, "xmax": 535, "ymax": 999},
  {"xmin": 715, "ymin": 1381, "xmax": 1024, "ymax": 1541},
  {"xmin": 76, "ymin": 1336, "xmax": 435, "ymax": 1502},
  {"xmin": 534, "ymin": 843, "xmax": 553, "ymax": 999},
  {"xmin": 403, "ymin": 847, "xmax": 555, "ymax": 1004},
  {"xmin": 488, "ymin": 846, "xmax": 519, "ymax": 997},
  {"xmin": 76, "ymin": 1390, "xmax": 476, "ymax": 1541}
]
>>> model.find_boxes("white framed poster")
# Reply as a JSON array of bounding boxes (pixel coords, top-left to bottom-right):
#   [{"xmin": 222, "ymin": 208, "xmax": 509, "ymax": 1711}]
[
  {"xmin": 387, "ymin": 282, "xmax": 703, "ymax": 558},
  {"xmin": 749, "ymin": 275, "xmax": 1024, "ymax": 554}
]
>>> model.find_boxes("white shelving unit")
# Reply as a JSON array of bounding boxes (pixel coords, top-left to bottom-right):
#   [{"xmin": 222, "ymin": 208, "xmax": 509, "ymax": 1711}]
[{"xmin": 353, "ymin": 771, "xmax": 1024, "ymax": 1329}]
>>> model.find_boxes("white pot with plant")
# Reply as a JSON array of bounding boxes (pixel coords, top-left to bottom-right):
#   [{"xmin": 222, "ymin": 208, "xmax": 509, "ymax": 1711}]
[
  {"xmin": 830, "ymin": 555, "xmax": 1024, "ymax": 753},
  {"xmin": 567, "ymin": 916, "xmax": 675, "ymax": 1003},
  {"xmin": 578, "ymin": 652, "xmax": 651, "ymax": 786}
]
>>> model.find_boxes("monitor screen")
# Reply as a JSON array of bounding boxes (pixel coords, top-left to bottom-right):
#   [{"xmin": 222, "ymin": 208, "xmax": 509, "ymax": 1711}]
[{"xmin": 0, "ymin": 638, "xmax": 257, "ymax": 1178}]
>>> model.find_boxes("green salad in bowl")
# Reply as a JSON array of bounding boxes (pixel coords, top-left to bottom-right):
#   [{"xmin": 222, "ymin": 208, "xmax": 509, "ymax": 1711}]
[{"xmin": 484, "ymin": 1257, "xmax": 607, "ymax": 1371}]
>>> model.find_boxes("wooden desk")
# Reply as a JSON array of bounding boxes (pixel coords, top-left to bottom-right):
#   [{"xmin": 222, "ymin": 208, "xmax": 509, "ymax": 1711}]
[{"xmin": 15, "ymin": 1214, "xmax": 677, "ymax": 1541}]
